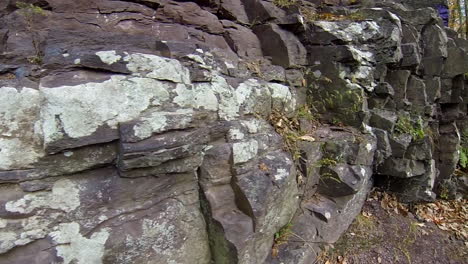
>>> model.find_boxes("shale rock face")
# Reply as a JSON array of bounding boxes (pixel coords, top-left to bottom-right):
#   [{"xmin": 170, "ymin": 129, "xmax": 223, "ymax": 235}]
[{"xmin": 0, "ymin": 0, "xmax": 466, "ymax": 263}]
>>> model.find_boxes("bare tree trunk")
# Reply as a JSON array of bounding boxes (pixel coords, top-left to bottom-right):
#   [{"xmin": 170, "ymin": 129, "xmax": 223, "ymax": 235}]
[
  {"xmin": 457, "ymin": 0, "xmax": 464, "ymax": 37},
  {"xmin": 464, "ymin": 0, "xmax": 468, "ymax": 38}
]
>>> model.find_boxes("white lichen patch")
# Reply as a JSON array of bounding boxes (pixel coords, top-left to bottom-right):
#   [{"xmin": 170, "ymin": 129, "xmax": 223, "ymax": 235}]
[
  {"xmin": 0, "ymin": 87, "xmax": 44, "ymax": 170},
  {"xmin": 0, "ymin": 219, "xmax": 7, "ymax": 228},
  {"xmin": 235, "ymin": 79, "xmax": 270, "ymax": 115},
  {"xmin": 5, "ymin": 179, "xmax": 80, "ymax": 214},
  {"xmin": 0, "ymin": 138, "xmax": 43, "ymax": 170},
  {"xmin": 0, "ymin": 212, "xmax": 66, "ymax": 253},
  {"xmin": 315, "ymin": 21, "xmax": 380, "ymax": 43},
  {"xmin": 241, "ymin": 119, "xmax": 261, "ymax": 134},
  {"xmin": 173, "ymin": 83, "xmax": 219, "ymax": 111},
  {"xmin": 173, "ymin": 84, "xmax": 194, "ymax": 107},
  {"xmin": 118, "ymin": 200, "xmax": 210, "ymax": 264},
  {"xmin": 347, "ymin": 46, "xmax": 374, "ymax": 64},
  {"xmin": 232, "ymin": 140, "xmax": 258, "ymax": 164},
  {"xmin": 9, "ymin": 215, "xmax": 52, "ymax": 248},
  {"xmin": 212, "ymin": 76, "xmax": 239, "ymax": 120},
  {"xmin": 193, "ymin": 83, "xmax": 220, "ymax": 111},
  {"xmin": 50, "ymin": 222, "xmax": 109, "ymax": 264},
  {"xmin": 0, "ymin": 231, "xmax": 17, "ymax": 254},
  {"xmin": 40, "ymin": 76, "xmax": 171, "ymax": 144},
  {"xmin": 268, "ymin": 83, "xmax": 296, "ymax": 114},
  {"xmin": 352, "ymin": 66, "xmax": 373, "ymax": 81},
  {"xmin": 235, "ymin": 80, "xmax": 255, "ymax": 105},
  {"xmin": 228, "ymin": 128, "xmax": 245, "ymax": 140},
  {"xmin": 274, "ymin": 168, "xmax": 289, "ymax": 181},
  {"xmin": 186, "ymin": 54, "xmax": 205, "ymax": 65},
  {"xmin": 133, "ymin": 109, "xmax": 194, "ymax": 140},
  {"xmin": 124, "ymin": 53, "xmax": 190, "ymax": 84},
  {"xmin": 96, "ymin": 50, "xmax": 122, "ymax": 65}
]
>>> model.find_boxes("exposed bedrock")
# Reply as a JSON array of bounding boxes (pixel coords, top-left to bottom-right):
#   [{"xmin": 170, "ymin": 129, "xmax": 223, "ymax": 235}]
[{"xmin": 0, "ymin": 0, "xmax": 466, "ymax": 263}]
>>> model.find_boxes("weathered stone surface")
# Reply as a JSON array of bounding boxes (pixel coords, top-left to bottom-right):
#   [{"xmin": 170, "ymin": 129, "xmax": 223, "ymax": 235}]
[
  {"xmin": 424, "ymin": 76, "xmax": 442, "ymax": 102},
  {"xmin": 0, "ymin": 86, "xmax": 43, "ymax": 170},
  {"xmin": 389, "ymin": 133, "xmax": 413, "ymax": 158},
  {"xmin": 318, "ymin": 163, "xmax": 365, "ymax": 197},
  {"xmin": 422, "ymin": 24, "xmax": 448, "ymax": 58},
  {"xmin": 219, "ymin": 0, "xmax": 250, "ymax": 24},
  {"xmin": 223, "ymin": 20, "xmax": 263, "ymax": 58},
  {"xmin": 0, "ymin": 168, "xmax": 211, "ymax": 264},
  {"xmin": 373, "ymin": 128, "xmax": 392, "ymax": 164},
  {"xmin": 253, "ymin": 24, "xmax": 307, "ymax": 67},
  {"xmin": 385, "ymin": 70, "xmax": 410, "ymax": 107},
  {"xmin": 375, "ymin": 82, "xmax": 395, "ymax": 97},
  {"xmin": 442, "ymin": 38, "xmax": 468, "ymax": 78},
  {"xmin": 369, "ymin": 109, "xmax": 398, "ymax": 132},
  {"xmin": 405, "ymin": 137, "xmax": 433, "ymax": 161},
  {"xmin": 400, "ymin": 43, "xmax": 421, "ymax": 68},
  {"xmin": 406, "ymin": 75, "xmax": 428, "ymax": 113},
  {"xmin": 378, "ymin": 158, "xmax": 426, "ymax": 178}
]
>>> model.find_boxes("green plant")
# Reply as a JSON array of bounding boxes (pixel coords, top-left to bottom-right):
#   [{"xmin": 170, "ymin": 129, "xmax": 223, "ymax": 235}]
[
  {"xmin": 439, "ymin": 182, "xmax": 451, "ymax": 200},
  {"xmin": 296, "ymin": 104, "xmax": 316, "ymax": 122},
  {"xmin": 274, "ymin": 222, "xmax": 293, "ymax": 244},
  {"xmin": 299, "ymin": 7, "xmax": 365, "ymax": 22},
  {"xmin": 459, "ymin": 147, "xmax": 468, "ymax": 168},
  {"xmin": 271, "ymin": 221, "xmax": 294, "ymax": 257},
  {"xmin": 395, "ymin": 115, "xmax": 426, "ymax": 141},
  {"xmin": 16, "ymin": 1, "xmax": 47, "ymax": 64},
  {"xmin": 317, "ymin": 157, "xmax": 338, "ymax": 167},
  {"xmin": 16, "ymin": 2, "xmax": 47, "ymax": 16},
  {"xmin": 244, "ymin": 60, "xmax": 263, "ymax": 78},
  {"xmin": 397, "ymin": 222, "xmax": 420, "ymax": 264},
  {"xmin": 320, "ymin": 172, "xmax": 343, "ymax": 185},
  {"xmin": 273, "ymin": 0, "xmax": 297, "ymax": 8}
]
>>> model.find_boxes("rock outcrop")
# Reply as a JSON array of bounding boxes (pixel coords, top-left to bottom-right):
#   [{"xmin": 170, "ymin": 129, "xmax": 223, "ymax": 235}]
[{"xmin": 0, "ymin": 0, "xmax": 466, "ymax": 263}]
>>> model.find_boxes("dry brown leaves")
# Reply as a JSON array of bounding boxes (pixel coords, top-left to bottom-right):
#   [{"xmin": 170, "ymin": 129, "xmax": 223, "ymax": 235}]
[
  {"xmin": 414, "ymin": 200, "xmax": 468, "ymax": 241},
  {"xmin": 369, "ymin": 190, "xmax": 468, "ymax": 241},
  {"xmin": 258, "ymin": 163, "xmax": 269, "ymax": 172},
  {"xmin": 268, "ymin": 110, "xmax": 303, "ymax": 159},
  {"xmin": 269, "ymin": 110, "xmax": 300, "ymax": 136},
  {"xmin": 0, "ymin": 73, "xmax": 15, "ymax": 80},
  {"xmin": 323, "ymin": 255, "xmax": 349, "ymax": 264},
  {"xmin": 369, "ymin": 191, "xmax": 410, "ymax": 216}
]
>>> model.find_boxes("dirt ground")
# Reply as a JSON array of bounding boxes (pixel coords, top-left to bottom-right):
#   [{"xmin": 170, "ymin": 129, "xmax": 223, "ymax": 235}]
[{"xmin": 318, "ymin": 190, "xmax": 468, "ymax": 264}]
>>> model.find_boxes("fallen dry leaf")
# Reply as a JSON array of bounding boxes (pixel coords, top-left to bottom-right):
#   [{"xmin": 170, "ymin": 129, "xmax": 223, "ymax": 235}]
[
  {"xmin": 372, "ymin": 190, "xmax": 468, "ymax": 240},
  {"xmin": 362, "ymin": 211, "xmax": 372, "ymax": 218},
  {"xmin": 259, "ymin": 163, "xmax": 269, "ymax": 171},
  {"xmin": 298, "ymin": 135, "xmax": 316, "ymax": 142}
]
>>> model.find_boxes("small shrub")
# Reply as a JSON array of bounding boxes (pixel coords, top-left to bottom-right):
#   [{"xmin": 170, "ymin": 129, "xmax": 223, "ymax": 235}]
[
  {"xmin": 271, "ymin": 222, "xmax": 293, "ymax": 257},
  {"xmin": 317, "ymin": 157, "xmax": 338, "ymax": 167},
  {"xmin": 299, "ymin": 7, "xmax": 366, "ymax": 22},
  {"xmin": 16, "ymin": 2, "xmax": 47, "ymax": 16},
  {"xmin": 296, "ymin": 104, "xmax": 316, "ymax": 122},
  {"xmin": 16, "ymin": 1, "xmax": 47, "ymax": 65},
  {"xmin": 395, "ymin": 115, "xmax": 426, "ymax": 141},
  {"xmin": 273, "ymin": 0, "xmax": 297, "ymax": 8},
  {"xmin": 459, "ymin": 147, "xmax": 468, "ymax": 169}
]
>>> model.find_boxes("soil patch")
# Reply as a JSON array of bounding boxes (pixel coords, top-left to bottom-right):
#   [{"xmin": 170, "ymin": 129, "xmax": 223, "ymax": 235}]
[{"xmin": 318, "ymin": 190, "xmax": 467, "ymax": 264}]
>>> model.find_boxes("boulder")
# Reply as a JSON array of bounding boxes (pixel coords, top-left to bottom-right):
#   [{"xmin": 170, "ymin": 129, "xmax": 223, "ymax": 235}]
[{"xmin": 253, "ymin": 24, "xmax": 307, "ymax": 67}]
